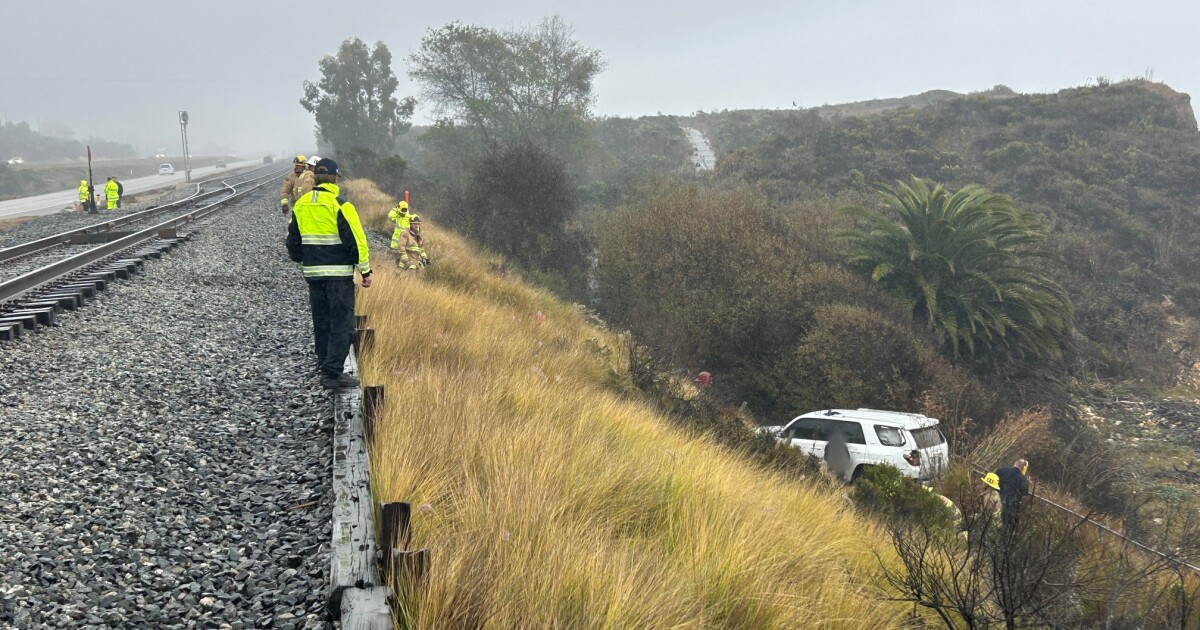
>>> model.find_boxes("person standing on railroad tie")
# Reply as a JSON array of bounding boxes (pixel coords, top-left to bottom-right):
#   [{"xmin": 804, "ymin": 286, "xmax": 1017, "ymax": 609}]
[
  {"xmin": 104, "ymin": 177, "xmax": 120, "ymax": 211},
  {"xmin": 285, "ymin": 158, "xmax": 372, "ymax": 390},
  {"xmin": 279, "ymin": 154, "xmax": 307, "ymax": 215}
]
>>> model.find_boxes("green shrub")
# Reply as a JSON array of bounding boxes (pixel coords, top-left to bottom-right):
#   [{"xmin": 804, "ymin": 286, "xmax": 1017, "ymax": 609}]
[
  {"xmin": 784, "ymin": 304, "xmax": 936, "ymax": 412},
  {"xmin": 851, "ymin": 464, "xmax": 956, "ymax": 530}
]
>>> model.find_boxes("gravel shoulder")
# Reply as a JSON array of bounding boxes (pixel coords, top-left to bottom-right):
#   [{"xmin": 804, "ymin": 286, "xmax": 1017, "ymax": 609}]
[{"xmin": 0, "ymin": 193, "xmax": 333, "ymax": 629}]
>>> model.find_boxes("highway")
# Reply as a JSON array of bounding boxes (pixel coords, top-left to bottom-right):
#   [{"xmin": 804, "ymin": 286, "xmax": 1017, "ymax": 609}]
[{"xmin": 0, "ymin": 159, "xmax": 266, "ymax": 220}]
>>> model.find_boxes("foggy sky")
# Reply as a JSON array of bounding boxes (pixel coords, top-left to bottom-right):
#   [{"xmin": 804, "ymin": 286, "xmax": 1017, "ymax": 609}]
[{"xmin": 3, "ymin": 0, "xmax": 1197, "ymax": 157}]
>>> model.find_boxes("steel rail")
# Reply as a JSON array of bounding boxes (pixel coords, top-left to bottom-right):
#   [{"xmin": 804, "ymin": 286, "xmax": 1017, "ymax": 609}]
[
  {"xmin": 0, "ymin": 166, "xmax": 280, "ymax": 264},
  {"xmin": 0, "ymin": 172, "xmax": 280, "ymax": 305}
]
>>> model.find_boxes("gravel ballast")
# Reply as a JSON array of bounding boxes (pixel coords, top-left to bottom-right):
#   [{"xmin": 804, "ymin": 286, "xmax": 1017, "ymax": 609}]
[{"xmin": 0, "ymin": 191, "xmax": 336, "ymax": 628}]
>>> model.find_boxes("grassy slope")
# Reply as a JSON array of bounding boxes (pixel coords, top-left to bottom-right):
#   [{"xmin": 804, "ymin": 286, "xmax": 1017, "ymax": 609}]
[{"xmin": 345, "ymin": 180, "xmax": 913, "ymax": 628}]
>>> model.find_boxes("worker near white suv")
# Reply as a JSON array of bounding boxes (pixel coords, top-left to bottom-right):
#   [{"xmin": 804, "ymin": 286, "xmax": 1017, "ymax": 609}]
[{"xmin": 764, "ymin": 408, "xmax": 950, "ymax": 482}]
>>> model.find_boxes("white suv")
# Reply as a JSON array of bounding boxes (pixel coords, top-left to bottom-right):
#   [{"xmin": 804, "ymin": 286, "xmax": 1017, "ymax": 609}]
[{"xmin": 764, "ymin": 408, "xmax": 950, "ymax": 481}]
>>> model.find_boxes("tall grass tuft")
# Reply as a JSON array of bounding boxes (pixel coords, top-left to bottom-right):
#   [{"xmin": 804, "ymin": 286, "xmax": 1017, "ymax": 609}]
[{"xmin": 350, "ymin": 179, "xmax": 911, "ymax": 628}]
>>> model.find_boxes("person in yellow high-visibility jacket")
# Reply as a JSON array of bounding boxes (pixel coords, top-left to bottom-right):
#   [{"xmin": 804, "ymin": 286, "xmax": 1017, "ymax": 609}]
[
  {"xmin": 77, "ymin": 180, "xmax": 90, "ymax": 212},
  {"xmin": 387, "ymin": 200, "xmax": 411, "ymax": 251},
  {"xmin": 284, "ymin": 158, "xmax": 372, "ymax": 390},
  {"xmin": 104, "ymin": 177, "xmax": 120, "ymax": 211}
]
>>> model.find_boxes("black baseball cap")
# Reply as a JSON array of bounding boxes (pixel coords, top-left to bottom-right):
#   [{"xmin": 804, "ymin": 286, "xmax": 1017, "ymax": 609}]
[{"xmin": 315, "ymin": 158, "xmax": 339, "ymax": 176}]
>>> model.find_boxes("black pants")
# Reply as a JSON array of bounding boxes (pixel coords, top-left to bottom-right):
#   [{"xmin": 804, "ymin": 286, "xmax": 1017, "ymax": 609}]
[
  {"xmin": 307, "ymin": 278, "xmax": 355, "ymax": 378},
  {"xmin": 1000, "ymin": 496, "xmax": 1021, "ymax": 529}
]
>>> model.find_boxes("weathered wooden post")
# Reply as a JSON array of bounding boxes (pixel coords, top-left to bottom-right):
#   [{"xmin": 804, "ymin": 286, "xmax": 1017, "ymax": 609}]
[
  {"xmin": 355, "ymin": 328, "xmax": 375, "ymax": 354},
  {"xmin": 379, "ymin": 501, "xmax": 431, "ymax": 598},
  {"xmin": 329, "ymin": 346, "xmax": 393, "ymax": 629},
  {"xmin": 363, "ymin": 385, "xmax": 384, "ymax": 443}
]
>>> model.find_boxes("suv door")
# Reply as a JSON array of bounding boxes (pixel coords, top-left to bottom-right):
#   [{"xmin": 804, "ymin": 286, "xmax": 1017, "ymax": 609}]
[
  {"xmin": 781, "ymin": 417, "xmax": 823, "ymax": 457},
  {"xmin": 823, "ymin": 419, "xmax": 868, "ymax": 474}
]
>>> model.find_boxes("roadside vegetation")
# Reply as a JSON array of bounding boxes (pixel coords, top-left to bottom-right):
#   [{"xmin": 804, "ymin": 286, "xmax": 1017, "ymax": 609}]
[
  {"xmin": 348, "ymin": 179, "xmax": 913, "ymax": 627},
  {"xmin": 313, "ymin": 20, "xmax": 1200, "ymax": 624}
]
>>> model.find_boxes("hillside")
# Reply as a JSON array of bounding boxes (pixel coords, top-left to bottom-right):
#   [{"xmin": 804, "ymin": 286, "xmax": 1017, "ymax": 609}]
[
  {"xmin": 693, "ymin": 80, "xmax": 1200, "ymax": 390},
  {"xmin": 577, "ymin": 80, "xmax": 1200, "ymax": 531},
  {"xmin": 341, "ymin": 180, "xmax": 915, "ymax": 628},
  {"xmin": 0, "ymin": 121, "xmax": 139, "ymax": 198},
  {"xmin": 712, "ymin": 86, "xmax": 1018, "ymax": 125},
  {"xmin": 0, "ymin": 121, "xmax": 136, "ymax": 163}
]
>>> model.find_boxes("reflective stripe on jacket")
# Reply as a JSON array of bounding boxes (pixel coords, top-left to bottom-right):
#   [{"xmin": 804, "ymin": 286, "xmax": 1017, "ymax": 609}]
[{"xmin": 285, "ymin": 183, "xmax": 371, "ymax": 280}]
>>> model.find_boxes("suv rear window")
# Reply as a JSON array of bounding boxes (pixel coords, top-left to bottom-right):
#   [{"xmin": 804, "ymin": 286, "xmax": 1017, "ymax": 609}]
[
  {"xmin": 874, "ymin": 425, "xmax": 905, "ymax": 447},
  {"xmin": 911, "ymin": 427, "xmax": 945, "ymax": 449}
]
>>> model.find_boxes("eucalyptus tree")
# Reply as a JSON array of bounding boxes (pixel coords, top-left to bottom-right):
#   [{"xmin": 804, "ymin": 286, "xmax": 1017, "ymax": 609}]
[
  {"xmin": 300, "ymin": 38, "xmax": 415, "ymax": 155},
  {"xmin": 407, "ymin": 15, "xmax": 604, "ymax": 169}
]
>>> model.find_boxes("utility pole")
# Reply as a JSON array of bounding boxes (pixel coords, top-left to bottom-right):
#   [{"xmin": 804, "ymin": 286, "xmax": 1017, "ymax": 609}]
[{"xmin": 178, "ymin": 110, "xmax": 191, "ymax": 182}]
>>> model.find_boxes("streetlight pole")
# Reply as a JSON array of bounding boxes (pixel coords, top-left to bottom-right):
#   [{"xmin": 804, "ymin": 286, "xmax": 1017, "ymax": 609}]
[{"xmin": 178, "ymin": 110, "xmax": 191, "ymax": 182}]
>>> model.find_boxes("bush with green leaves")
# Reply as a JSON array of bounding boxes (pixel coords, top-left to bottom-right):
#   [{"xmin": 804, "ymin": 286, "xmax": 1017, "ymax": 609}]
[
  {"xmin": 340, "ymin": 147, "xmax": 408, "ymax": 198},
  {"xmin": 784, "ymin": 303, "xmax": 937, "ymax": 412},
  {"xmin": 850, "ymin": 464, "xmax": 956, "ymax": 529},
  {"xmin": 594, "ymin": 180, "xmax": 841, "ymax": 416},
  {"xmin": 457, "ymin": 141, "xmax": 588, "ymax": 283}
]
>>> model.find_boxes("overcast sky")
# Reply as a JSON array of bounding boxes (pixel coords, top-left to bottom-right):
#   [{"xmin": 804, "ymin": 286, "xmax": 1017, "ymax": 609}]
[{"xmin": 2, "ymin": 0, "xmax": 1197, "ymax": 157}]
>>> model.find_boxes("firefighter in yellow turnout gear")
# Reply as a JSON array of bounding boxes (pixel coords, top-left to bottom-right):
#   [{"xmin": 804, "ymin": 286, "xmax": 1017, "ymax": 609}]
[
  {"xmin": 387, "ymin": 201, "xmax": 411, "ymax": 250},
  {"xmin": 279, "ymin": 155, "xmax": 307, "ymax": 215},
  {"xmin": 297, "ymin": 156, "xmax": 318, "ymax": 198},
  {"xmin": 398, "ymin": 214, "xmax": 429, "ymax": 271}
]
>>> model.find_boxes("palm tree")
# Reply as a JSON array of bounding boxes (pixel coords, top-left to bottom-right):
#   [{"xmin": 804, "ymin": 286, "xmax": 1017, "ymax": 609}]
[{"xmin": 837, "ymin": 178, "xmax": 1073, "ymax": 363}]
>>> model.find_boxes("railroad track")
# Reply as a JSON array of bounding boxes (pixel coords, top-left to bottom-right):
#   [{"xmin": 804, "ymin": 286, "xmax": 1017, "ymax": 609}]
[{"xmin": 0, "ymin": 166, "xmax": 286, "ymax": 340}]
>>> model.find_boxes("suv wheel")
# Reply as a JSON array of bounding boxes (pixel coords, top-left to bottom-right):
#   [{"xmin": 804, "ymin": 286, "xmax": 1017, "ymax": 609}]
[{"xmin": 851, "ymin": 465, "xmax": 869, "ymax": 482}]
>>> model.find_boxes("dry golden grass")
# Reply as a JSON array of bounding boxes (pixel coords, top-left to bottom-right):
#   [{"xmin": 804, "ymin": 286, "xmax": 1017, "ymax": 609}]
[
  {"xmin": 342, "ymin": 178, "xmax": 397, "ymax": 234},
  {"xmin": 967, "ymin": 408, "xmax": 1053, "ymax": 472},
  {"xmin": 349, "ymin": 179, "xmax": 911, "ymax": 628},
  {"xmin": 0, "ymin": 216, "xmax": 38, "ymax": 232}
]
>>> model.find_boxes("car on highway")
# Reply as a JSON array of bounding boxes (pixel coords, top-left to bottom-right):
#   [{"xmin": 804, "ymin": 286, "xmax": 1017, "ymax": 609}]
[
  {"xmin": 6, "ymin": 157, "xmax": 24, "ymax": 165},
  {"xmin": 761, "ymin": 408, "xmax": 950, "ymax": 481},
  {"xmin": 263, "ymin": 155, "xmax": 274, "ymax": 164},
  {"xmin": 158, "ymin": 163, "xmax": 176, "ymax": 176},
  {"xmin": 215, "ymin": 160, "xmax": 227, "ymax": 168}
]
